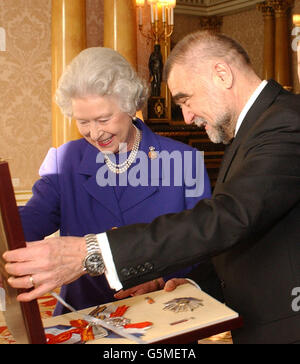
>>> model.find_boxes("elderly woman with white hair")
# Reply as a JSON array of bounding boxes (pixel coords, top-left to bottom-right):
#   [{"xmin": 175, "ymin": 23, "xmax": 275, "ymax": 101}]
[{"xmin": 6, "ymin": 47, "xmax": 216, "ymax": 315}]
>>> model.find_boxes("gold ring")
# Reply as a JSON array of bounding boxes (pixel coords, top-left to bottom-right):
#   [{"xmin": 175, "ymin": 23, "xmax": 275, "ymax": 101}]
[{"xmin": 29, "ymin": 275, "xmax": 35, "ymax": 287}]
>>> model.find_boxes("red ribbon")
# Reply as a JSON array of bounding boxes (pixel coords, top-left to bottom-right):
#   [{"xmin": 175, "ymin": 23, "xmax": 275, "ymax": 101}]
[
  {"xmin": 110, "ymin": 305, "xmax": 129, "ymax": 317},
  {"xmin": 124, "ymin": 321, "xmax": 153, "ymax": 329},
  {"xmin": 46, "ymin": 319, "xmax": 94, "ymax": 344}
]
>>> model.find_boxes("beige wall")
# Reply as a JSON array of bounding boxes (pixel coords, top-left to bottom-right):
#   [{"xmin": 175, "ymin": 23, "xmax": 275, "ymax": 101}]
[{"xmin": 1, "ymin": 0, "xmax": 300, "ymax": 191}]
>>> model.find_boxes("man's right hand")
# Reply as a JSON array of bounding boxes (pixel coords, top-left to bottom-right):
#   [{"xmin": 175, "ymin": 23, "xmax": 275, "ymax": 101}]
[{"xmin": 164, "ymin": 278, "xmax": 188, "ymax": 292}]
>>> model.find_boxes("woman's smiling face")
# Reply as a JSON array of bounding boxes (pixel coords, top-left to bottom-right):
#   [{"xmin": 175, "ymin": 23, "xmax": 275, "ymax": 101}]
[{"xmin": 72, "ymin": 95, "xmax": 135, "ymax": 154}]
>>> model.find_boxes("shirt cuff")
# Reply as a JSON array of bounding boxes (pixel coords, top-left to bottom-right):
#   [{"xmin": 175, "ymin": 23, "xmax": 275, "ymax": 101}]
[{"xmin": 96, "ymin": 232, "xmax": 123, "ymax": 291}]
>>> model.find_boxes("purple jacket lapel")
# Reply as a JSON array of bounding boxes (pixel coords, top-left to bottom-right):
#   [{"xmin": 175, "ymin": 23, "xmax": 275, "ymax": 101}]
[
  {"xmin": 117, "ymin": 119, "xmax": 161, "ymax": 213},
  {"xmin": 78, "ymin": 142, "xmax": 122, "ymax": 221},
  {"xmin": 77, "ymin": 119, "xmax": 162, "ymax": 218}
]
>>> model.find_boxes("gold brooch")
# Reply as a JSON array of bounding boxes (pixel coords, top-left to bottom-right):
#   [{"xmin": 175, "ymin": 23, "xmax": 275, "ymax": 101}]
[{"xmin": 148, "ymin": 146, "xmax": 158, "ymax": 159}]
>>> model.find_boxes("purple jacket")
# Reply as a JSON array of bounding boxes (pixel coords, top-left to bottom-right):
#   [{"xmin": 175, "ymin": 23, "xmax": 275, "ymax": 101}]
[{"xmin": 20, "ymin": 119, "xmax": 211, "ymax": 314}]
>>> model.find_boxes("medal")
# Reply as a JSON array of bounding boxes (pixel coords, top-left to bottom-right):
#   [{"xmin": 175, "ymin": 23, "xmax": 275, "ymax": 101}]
[
  {"xmin": 105, "ymin": 317, "xmax": 131, "ymax": 327},
  {"xmin": 148, "ymin": 146, "xmax": 158, "ymax": 159},
  {"xmin": 163, "ymin": 297, "xmax": 204, "ymax": 313},
  {"xmin": 145, "ymin": 296, "xmax": 155, "ymax": 304}
]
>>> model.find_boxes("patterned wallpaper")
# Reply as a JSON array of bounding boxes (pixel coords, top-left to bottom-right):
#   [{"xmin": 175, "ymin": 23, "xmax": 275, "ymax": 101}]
[
  {"xmin": 0, "ymin": 0, "xmax": 104, "ymax": 191},
  {"xmin": 173, "ymin": 3, "xmax": 300, "ymax": 93},
  {"xmin": 222, "ymin": 8, "xmax": 264, "ymax": 79},
  {"xmin": 0, "ymin": 0, "xmax": 299, "ymax": 190},
  {"xmin": 0, "ymin": 0, "xmax": 52, "ymax": 190}
]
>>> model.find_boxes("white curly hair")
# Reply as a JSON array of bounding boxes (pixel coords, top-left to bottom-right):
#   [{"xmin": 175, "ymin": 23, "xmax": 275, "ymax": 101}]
[{"xmin": 55, "ymin": 47, "xmax": 148, "ymax": 118}]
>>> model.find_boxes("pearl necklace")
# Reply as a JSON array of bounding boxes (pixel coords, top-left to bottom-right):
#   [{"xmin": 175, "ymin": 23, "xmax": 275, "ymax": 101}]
[{"xmin": 104, "ymin": 126, "xmax": 142, "ymax": 174}]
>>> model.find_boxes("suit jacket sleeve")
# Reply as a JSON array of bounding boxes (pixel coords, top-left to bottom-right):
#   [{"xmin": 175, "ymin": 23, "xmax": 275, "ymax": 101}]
[{"xmin": 107, "ymin": 98, "xmax": 300, "ymax": 290}]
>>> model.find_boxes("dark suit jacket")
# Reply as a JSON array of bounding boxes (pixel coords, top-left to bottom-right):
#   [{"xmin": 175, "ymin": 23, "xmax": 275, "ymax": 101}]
[{"xmin": 107, "ymin": 80, "xmax": 300, "ymax": 343}]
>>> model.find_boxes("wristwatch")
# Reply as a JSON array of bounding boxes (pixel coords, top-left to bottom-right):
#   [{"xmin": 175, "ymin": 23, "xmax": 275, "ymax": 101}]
[{"xmin": 83, "ymin": 234, "xmax": 105, "ymax": 276}]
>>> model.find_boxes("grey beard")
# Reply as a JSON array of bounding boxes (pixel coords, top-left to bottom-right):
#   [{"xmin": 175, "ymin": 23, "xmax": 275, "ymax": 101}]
[
  {"xmin": 194, "ymin": 117, "xmax": 207, "ymax": 129},
  {"xmin": 194, "ymin": 115, "xmax": 233, "ymax": 145}
]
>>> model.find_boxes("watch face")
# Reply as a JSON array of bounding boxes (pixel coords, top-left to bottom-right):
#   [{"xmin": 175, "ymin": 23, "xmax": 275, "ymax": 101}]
[{"xmin": 85, "ymin": 253, "xmax": 105, "ymax": 276}]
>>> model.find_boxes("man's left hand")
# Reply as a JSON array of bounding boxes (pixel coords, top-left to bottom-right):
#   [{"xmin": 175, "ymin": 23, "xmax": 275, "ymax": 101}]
[{"xmin": 2, "ymin": 236, "xmax": 86, "ymax": 302}]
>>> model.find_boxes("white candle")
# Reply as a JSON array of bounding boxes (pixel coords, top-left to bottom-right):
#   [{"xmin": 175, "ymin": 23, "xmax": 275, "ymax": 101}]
[
  {"xmin": 150, "ymin": 4, "xmax": 154, "ymax": 23},
  {"xmin": 155, "ymin": 4, "xmax": 158, "ymax": 21},
  {"xmin": 162, "ymin": 6, "xmax": 165, "ymax": 23},
  {"xmin": 170, "ymin": 8, "xmax": 174, "ymax": 25}
]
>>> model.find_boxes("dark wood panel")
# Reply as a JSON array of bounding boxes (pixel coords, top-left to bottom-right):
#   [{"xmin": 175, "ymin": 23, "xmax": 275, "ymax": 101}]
[{"xmin": 0, "ymin": 161, "xmax": 46, "ymax": 344}]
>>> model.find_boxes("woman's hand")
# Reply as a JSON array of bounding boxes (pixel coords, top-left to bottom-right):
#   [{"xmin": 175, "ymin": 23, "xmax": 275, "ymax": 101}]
[{"xmin": 2, "ymin": 236, "xmax": 86, "ymax": 302}]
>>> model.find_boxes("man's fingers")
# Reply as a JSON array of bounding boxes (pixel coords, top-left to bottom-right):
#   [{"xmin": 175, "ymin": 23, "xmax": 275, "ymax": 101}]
[
  {"xmin": 114, "ymin": 290, "xmax": 126, "ymax": 299},
  {"xmin": 164, "ymin": 278, "xmax": 187, "ymax": 292},
  {"xmin": 1, "ymin": 237, "xmax": 85, "ymax": 301},
  {"xmin": 114, "ymin": 289, "xmax": 136, "ymax": 299},
  {"xmin": 3, "ymin": 241, "xmax": 43, "ymax": 262},
  {"xmin": 5, "ymin": 260, "xmax": 44, "ymax": 277},
  {"xmin": 164, "ymin": 279, "xmax": 177, "ymax": 291},
  {"xmin": 129, "ymin": 288, "xmax": 146, "ymax": 296},
  {"xmin": 7, "ymin": 275, "xmax": 35, "ymax": 289},
  {"xmin": 16, "ymin": 284, "xmax": 52, "ymax": 302}
]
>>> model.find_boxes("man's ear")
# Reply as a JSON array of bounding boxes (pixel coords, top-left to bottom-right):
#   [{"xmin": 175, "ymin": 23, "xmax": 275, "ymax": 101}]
[{"xmin": 212, "ymin": 62, "xmax": 233, "ymax": 89}]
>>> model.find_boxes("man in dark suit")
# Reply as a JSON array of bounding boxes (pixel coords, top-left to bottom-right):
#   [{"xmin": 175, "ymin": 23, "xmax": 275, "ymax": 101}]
[
  {"xmin": 4, "ymin": 31, "xmax": 300, "ymax": 343},
  {"xmin": 106, "ymin": 31, "xmax": 300, "ymax": 343}
]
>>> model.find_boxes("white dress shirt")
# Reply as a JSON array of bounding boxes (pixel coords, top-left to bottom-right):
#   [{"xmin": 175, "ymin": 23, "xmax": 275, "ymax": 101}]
[
  {"xmin": 97, "ymin": 80, "xmax": 269, "ymax": 290},
  {"xmin": 234, "ymin": 80, "xmax": 268, "ymax": 136}
]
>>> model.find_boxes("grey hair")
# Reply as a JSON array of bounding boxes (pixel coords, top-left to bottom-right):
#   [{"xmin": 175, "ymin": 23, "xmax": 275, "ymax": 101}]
[
  {"xmin": 164, "ymin": 30, "xmax": 252, "ymax": 81},
  {"xmin": 55, "ymin": 47, "xmax": 149, "ymax": 117}
]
